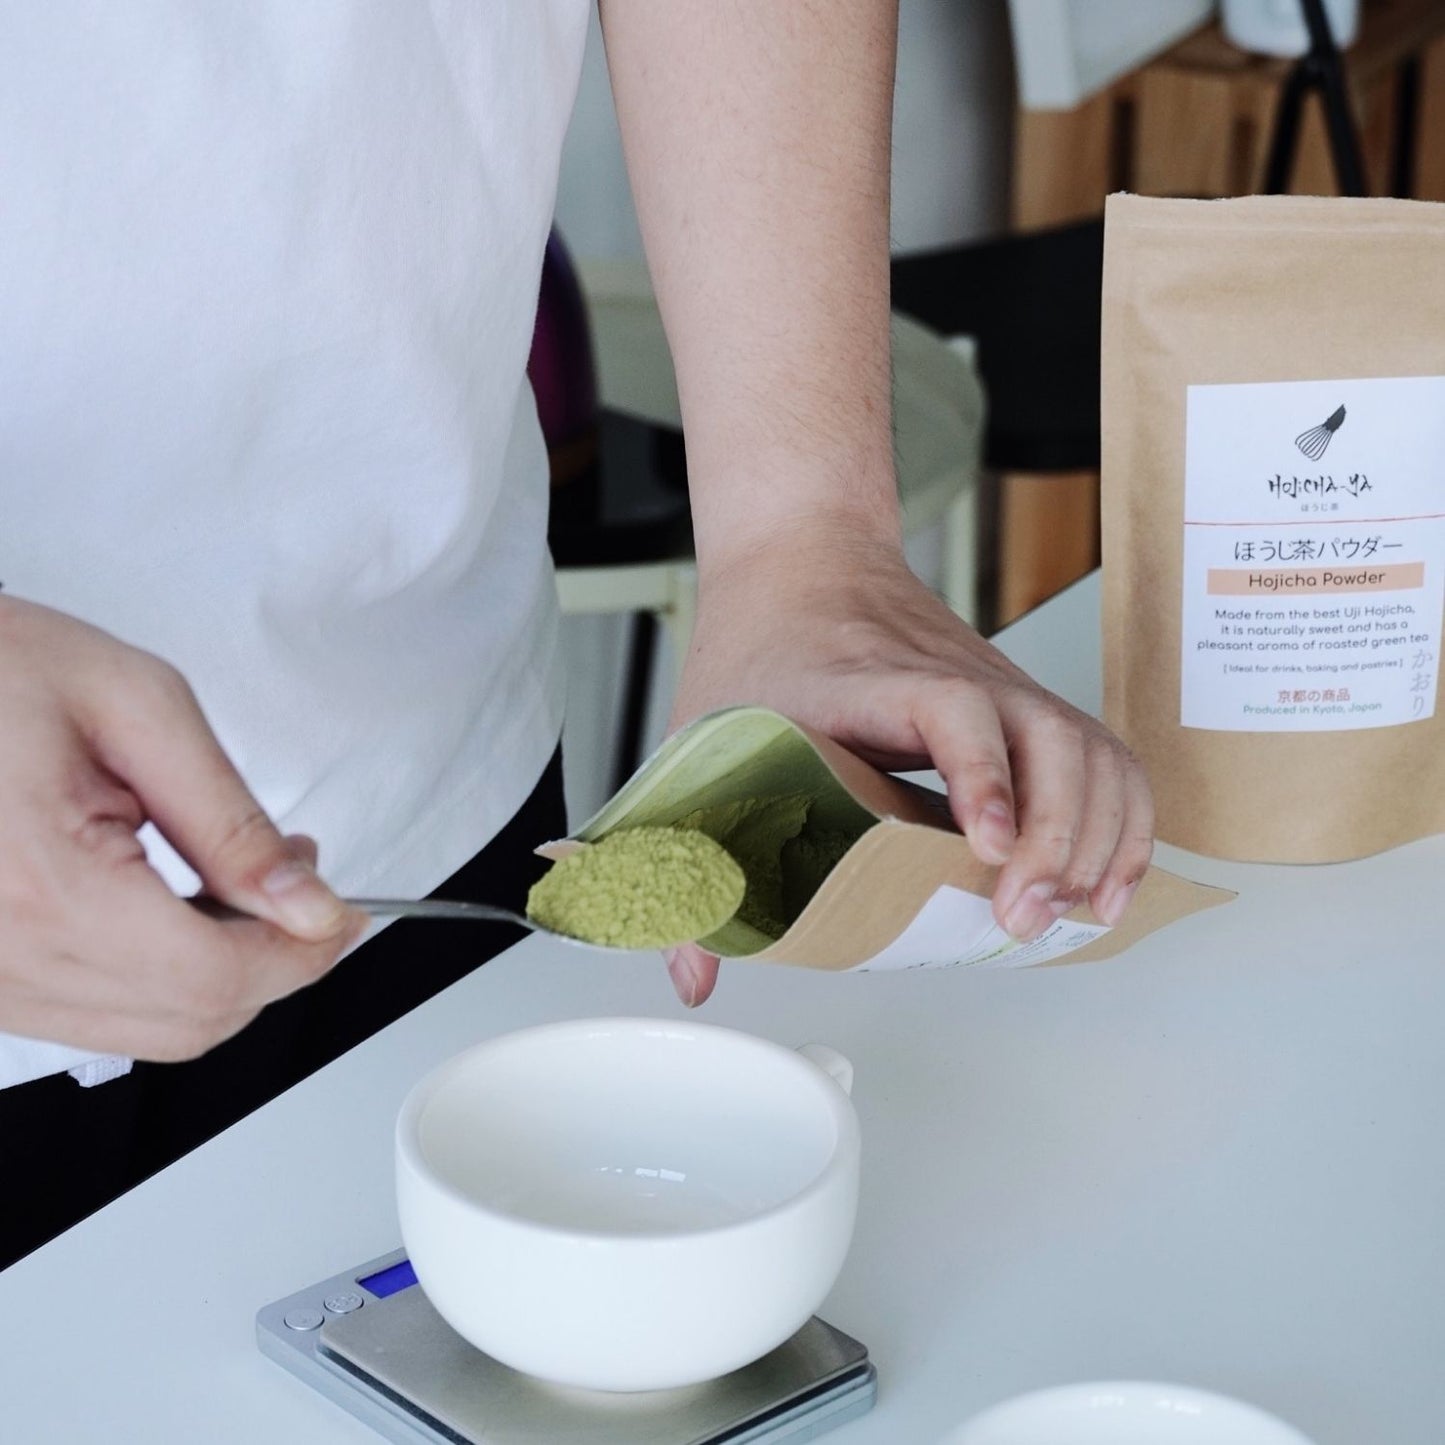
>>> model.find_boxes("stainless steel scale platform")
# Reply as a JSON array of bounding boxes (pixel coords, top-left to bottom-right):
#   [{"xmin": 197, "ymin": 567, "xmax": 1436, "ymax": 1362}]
[{"xmin": 257, "ymin": 1248, "xmax": 877, "ymax": 1444}]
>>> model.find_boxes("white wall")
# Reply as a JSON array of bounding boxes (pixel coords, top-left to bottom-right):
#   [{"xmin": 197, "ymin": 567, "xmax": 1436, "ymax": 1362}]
[
  {"xmin": 553, "ymin": 0, "xmax": 1015, "ymax": 826},
  {"xmin": 891, "ymin": 0, "xmax": 1015, "ymax": 250}
]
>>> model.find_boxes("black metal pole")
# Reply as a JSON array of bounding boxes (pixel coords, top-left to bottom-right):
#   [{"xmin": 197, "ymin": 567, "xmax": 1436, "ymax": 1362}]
[
  {"xmin": 1263, "ymin": 0, "xmax": 1368, "ymax": 197},
  {"xmin": 1302, "ymin": 0, "xmax": 1369, "ymax": 195},
  {"xmin": 1264, "ymin": 62, "xmax": 1313, "ymax": 194},
  {"xmin": 1391, "ymin": 52, "xmax": 1421, "ymax": 198}
]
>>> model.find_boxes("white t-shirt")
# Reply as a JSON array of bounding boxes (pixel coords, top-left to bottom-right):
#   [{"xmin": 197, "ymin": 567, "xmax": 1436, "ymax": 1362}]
[{"xmin": 0, "ymin": 2, "xmax": 589, "ymax": 1088}]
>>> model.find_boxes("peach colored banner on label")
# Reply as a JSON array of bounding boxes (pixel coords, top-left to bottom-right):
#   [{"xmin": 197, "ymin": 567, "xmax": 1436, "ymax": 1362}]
[{"xmin": 1207, "ymin": 562, "xmax": 1424, "ymax": 596}]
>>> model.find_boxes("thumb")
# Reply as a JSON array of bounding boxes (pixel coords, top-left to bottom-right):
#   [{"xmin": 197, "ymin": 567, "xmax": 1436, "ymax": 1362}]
[{"xmin": 85, "ymin": 663, "xmax": 356, "ymax": 942}]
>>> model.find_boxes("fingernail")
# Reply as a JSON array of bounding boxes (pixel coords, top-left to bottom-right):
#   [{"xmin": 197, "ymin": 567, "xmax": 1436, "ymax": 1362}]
[
  {"xmin": 665, "ymin": 948, "xmax": 702, "ymax": 1008},
  {"xmin": 260, "ymin": 859, "xmax": 347, "ymax": 937},
  {"xmin": 1048, "ymin": 897, "xmax": 1073, "ymax": 920},
  {"xmin": 1099, "ymin": 878, "xmax": 1141, "ymax": 928},
  {"xmin": 1002, "ymin": 881, "xmax": 1056, "ymax": 941}
]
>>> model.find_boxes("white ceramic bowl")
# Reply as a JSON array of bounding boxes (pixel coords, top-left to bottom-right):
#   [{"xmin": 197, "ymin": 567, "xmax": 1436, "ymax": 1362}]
[
  {"xmin": 396, "ymin": 1017, "xmax": 860, "ymax": 1392},
  {"xmin": 944, "ymin": 1381, "xmax": 1318, "ymax": 1445}
]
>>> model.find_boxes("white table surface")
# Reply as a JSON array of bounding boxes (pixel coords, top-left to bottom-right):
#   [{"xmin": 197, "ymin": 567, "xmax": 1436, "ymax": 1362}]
[{"xmin": 4, "ymin": 573, "xmax": 1441, "ymax": 1445}]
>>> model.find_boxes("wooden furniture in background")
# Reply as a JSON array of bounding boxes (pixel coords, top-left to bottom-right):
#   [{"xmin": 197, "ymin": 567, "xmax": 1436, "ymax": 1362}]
[{"xmin": 998, "ymin": 0, "xmax": 1445, "ymax": 626}]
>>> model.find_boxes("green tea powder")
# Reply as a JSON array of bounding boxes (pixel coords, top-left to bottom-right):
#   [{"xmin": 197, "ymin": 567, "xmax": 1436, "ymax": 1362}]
[
  {"xmin": 527, "ymin": 827, "xmax": 746, "ymax": 949},
  {"xmin": 678, "ymin": 795, "xmax": 861, "ymax": 941},
  {"xmin": 677, "ymin": 795, "xmax": 810, "ymax": 937},
  {"xmin": 779, "ymin": 826, "xmax": 857, "ymax": 922}
]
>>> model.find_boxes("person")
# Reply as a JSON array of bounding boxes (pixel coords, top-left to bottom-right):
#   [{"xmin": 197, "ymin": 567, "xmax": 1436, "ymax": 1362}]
[{"xmin": 0, "ymin": 2, "xmax": 1152, "ymax": 1268}]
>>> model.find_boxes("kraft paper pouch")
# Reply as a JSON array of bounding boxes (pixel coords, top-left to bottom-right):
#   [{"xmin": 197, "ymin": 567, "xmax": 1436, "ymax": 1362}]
[
  {"xmin": 1102, "ymin": 193, "xmax": 1445, "ymax": 863},
  {"xmin": 539, "ymin": 707, "xmax": 1229, "ymax": 971}
]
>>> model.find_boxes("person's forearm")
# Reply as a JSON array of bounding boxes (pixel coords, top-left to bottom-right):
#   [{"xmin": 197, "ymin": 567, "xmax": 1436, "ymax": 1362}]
[{"xmin": 600, "ymin": 0, "xmax": 901, "ymax": 575}]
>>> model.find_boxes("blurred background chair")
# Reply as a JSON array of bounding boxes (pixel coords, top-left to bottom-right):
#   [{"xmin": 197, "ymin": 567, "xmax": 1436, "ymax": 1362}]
[{"xmin": 890, "ymin": 215, "xmax": 1103, "ymax": 635}]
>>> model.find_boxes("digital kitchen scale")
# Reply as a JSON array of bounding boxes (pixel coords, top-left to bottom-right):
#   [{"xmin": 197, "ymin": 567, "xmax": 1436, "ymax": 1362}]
[{"xmin": 257, "ymin": 1248, "xmax": 877, "ymax": 1444}]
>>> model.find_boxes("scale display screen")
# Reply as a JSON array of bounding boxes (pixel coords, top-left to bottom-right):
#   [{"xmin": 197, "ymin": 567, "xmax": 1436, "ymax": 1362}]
[{"xmin": 357, "ymin": 1257, "xmax": 418, "ymax": 1299}]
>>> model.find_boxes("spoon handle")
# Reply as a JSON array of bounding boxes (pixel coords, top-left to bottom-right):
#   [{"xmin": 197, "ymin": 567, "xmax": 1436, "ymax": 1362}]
[
  {"xmin": 187, "ymin": 895, "xmax": 633, "ymax": 953},
  {"xmin": 345, "ymin": 897, "xmax": 533, "ymax": 927}
]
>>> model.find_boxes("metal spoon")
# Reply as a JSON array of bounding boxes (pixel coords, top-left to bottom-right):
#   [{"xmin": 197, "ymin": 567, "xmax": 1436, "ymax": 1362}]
[
  {"xmin": 192, "ymin": 823, "xmax": 742, "ymax": 951},
  {"xmin": 192, "ymin": 895, "xmax": 699, "ymax": 953},
  {"xmin": 188, "ymin": 894, "xmax": 619, "ymax": 947},
  {"xmin": 347, "ymin": 896, "xmax": 621, "ymax": 949},
  {"xmin": 350, "ymin": 829, "xmax": 745, "ymax": 950}
]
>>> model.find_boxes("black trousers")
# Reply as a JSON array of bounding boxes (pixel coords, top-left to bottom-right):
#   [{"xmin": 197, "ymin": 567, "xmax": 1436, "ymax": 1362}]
[{"xmin": 0, "ymin": 749, "xmax": 565, "ymax": 1272}]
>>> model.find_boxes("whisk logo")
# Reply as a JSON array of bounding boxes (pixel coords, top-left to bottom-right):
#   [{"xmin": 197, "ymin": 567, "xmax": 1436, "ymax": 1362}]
[
  {"xmin": 1295, "ymin": 403, "xmax": 1347, "ymax": 460},
  {"xmin": 1266, "ymin": 402, "xmax": 1369, "ymax": 501}
]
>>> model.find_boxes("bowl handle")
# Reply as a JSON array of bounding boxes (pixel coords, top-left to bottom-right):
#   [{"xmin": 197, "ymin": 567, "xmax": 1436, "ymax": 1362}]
[{"xmin": 795, "ymin": 1043, "xmax": 854, "ymax": 1097}]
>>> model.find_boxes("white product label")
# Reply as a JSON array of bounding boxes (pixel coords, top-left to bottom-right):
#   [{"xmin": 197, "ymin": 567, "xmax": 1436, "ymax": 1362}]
[
  {"xmin": 1181, "ymin": 375, "xmax": 1445, "ymax": 732},
  {"xmin": 848, "ymin": 885, "xmax": 1110, "ymax": 973}
]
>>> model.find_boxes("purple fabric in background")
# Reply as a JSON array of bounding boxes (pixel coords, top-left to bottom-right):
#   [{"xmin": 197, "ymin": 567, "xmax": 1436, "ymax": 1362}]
[{"xmin": 526, "ymin": 230, "xmax": 599, "ymax": 460}]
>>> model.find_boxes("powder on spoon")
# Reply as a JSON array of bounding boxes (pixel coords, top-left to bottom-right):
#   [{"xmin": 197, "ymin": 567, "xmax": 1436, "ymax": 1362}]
[{"xmin": 526, "ymin": 826, "xmax": 746, "ymax": 949}]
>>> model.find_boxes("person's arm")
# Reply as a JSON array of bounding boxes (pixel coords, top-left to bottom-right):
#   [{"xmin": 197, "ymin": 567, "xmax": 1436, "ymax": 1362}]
[
  {"xmin": 600, "ymin": 0, "xmax": 1152, "ymax": 1004},
  {"xmin": 0, "ymin": 596, "xmax": 365, "ymax": 1060}
]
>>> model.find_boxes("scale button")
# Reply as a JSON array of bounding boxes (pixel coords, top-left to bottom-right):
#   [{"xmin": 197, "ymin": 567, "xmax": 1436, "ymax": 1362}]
[
  {"xmin": 283, "ymin": 1308, "xmax": 325, "ymax": 1332},
  {"xmin": 324, "ymin": 1291, "xmax": 365, "ymax": 1315}
]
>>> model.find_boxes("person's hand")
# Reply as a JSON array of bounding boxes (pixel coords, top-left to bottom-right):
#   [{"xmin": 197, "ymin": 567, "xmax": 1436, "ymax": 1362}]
[
  {"xmin": 0, "ymin": 596, "xmax": 367, "ymax": 1061},
  {"xmin": 661, "ymin": 530, "xmax": 1154, "ymax": 1006}
]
